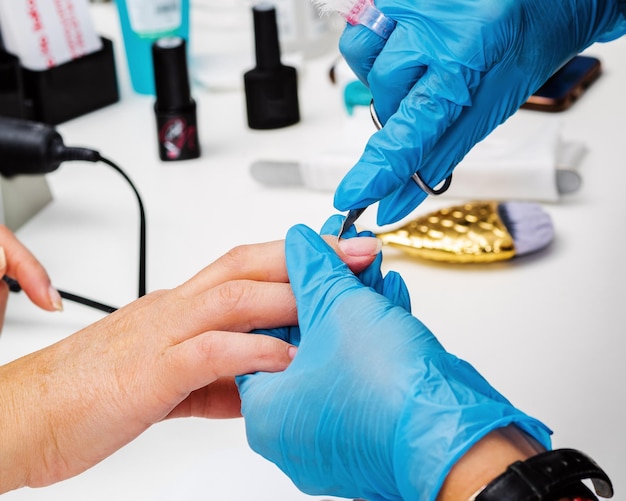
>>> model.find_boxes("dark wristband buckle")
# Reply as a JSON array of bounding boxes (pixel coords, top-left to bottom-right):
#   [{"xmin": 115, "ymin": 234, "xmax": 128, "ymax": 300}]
[{"xmin": 474, "ymin": 448, "xmax": 614, "ymax": 501}]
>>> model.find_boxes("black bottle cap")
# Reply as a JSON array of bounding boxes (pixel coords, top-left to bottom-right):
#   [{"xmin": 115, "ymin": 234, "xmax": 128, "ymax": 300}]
[
  {"xmin": 244, "ymin": 3, "xmax": 300, "ymax": 129},
  {"xmin": 253, "ymin": 3, "xmax": 282, "ymax": 70},
  {"xmin": 152, "ymin": 37, "xmax": 192, "ymax": 110}
]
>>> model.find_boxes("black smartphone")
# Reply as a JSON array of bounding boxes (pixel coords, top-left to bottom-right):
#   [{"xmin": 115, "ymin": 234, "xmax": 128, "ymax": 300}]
[{"xmin": 522, "ymin": 55, "xmax": 602, "ymax": 112}]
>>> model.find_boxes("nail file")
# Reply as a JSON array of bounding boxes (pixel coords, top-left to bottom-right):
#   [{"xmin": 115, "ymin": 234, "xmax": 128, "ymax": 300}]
[{"xmin": 249, "ymin": 158, "xmax": 582, "ymax": 196}]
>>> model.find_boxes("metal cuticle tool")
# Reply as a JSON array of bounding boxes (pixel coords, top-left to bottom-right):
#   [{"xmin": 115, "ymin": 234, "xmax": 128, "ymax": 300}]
[
  {"xmin": 338, "ymin": 101, "xmax": 454, "ymax": 240},
  {"xmin": 369, "ymin": 99, "xmax": 453, "ymax": 196},
  {"xmin": 338, "ymin": 207, "xmax": 366, "ymax": 240}
]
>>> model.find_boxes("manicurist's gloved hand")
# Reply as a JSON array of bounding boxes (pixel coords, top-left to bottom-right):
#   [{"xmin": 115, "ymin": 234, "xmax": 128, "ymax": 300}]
[
  {"xmin": 335, "ymin": 0, "xmax": 626, "ymax": 225},
  {"xmin": 236, "ymin": 220, "xmax": 552, "ymax": 501}
]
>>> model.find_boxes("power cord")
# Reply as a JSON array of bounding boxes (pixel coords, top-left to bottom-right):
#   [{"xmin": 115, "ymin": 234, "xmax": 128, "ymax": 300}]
[
  {"xmin": 96, "ymin": 154, "xmax": 147, "ymax": 298},
  {"xmin": 2, "ymin": 275, "xmax": 117, "ymax": 314},
  {"xmin": 0, "ymin": 116, "xmax": 147, "ymax": 313}
]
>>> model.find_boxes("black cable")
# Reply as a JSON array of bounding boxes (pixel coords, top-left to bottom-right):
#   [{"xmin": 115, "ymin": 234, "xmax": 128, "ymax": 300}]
[
  {"xmin": 0, "ymin": 117, "xmax": 147, "ymax": 313},
  {"xmin": 2, "ymin": 276, "xmax": 117, "ymax": 313},
  {"xmin": 1, "ymin": 153, "xmax": 146, "ymax": 313},
  {"xmin": 58, "ymin": 290, "xmax": 117, "ymax": 314},
  {"xmin": 96, "ymin": 154, "xmax": 147, "ymax": 298},
  {"xmin": 39, "ymin": 150, "xmax": 147, "ymax": 306},
  {"xmin": 50, "ymin": 144, "xmax": 147, "ymax": 299},
  {"xmin": 1, "ymin": 153, "xmax": 147, "ymax": 312}
]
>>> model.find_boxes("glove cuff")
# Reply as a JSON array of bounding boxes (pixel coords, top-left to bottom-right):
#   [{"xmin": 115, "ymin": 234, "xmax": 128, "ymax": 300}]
[{"xmin": 472, "ymin": 448, "xmax": 613, "ymax": 501}]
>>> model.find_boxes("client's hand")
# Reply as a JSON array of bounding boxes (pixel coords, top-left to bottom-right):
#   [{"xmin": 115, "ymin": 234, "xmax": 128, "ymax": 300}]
[
  {"xmin": 0, "ymin": 235, "xmax": 380, "ymax": 494},
  {"xmin": 0, "ymin": 224, "xmax": 62, "ymax": 326},
  {"xmin": 237, "ymin": 220, "xmax": 552, "ymax": 501}
]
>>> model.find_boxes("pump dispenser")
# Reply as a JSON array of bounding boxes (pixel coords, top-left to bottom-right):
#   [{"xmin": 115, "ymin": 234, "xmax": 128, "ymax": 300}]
[{"xmin": 244, "ymin": 3, "xmax": 300, "ymax": 129}]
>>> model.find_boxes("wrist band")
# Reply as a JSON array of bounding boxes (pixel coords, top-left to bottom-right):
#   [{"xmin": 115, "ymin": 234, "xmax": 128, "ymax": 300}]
[{"xmin": 474, "ymin": 448, "xmax": 613, "ymax": 501}]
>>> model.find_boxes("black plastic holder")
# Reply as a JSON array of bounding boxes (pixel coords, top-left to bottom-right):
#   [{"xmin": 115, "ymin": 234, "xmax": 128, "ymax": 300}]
[{"xmin": 0, "ymin": 36, "xmax": 119, "ymax": 125}]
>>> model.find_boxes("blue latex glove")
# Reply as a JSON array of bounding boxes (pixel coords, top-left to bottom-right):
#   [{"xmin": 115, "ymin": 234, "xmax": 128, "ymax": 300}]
[
  {"xmin": 232, "ymin": 215, "xmax": 403, "ymax": 349},
  {"xmin": 236, "ymin": 220, "xmax": 552, "ymax": 501},
  {"xmin": 334, "ymin": 0, "xmax": 626, "ymax": 225}
]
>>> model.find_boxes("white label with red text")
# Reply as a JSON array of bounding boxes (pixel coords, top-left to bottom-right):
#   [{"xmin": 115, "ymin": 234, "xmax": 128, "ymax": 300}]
[{"xmin": 0, "ymin": 0, "xmax": 102, "ymax": 70}]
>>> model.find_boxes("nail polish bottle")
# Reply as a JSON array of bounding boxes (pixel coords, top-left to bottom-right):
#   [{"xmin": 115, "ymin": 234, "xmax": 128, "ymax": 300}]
[
  {"xmin": 152, "ymin": 37, "xmax": 200, "ymax": 161},
  {"xmin": 244, "ymin": 3, "xmax": 300, "ymax": 130}
]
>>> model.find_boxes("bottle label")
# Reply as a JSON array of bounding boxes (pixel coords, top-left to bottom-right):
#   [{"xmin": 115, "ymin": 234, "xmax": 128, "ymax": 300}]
[
  {"xmin": 157, "ymin": 114, "xmax": 200, "ymax": 161},
  {"xmin": 125, "ymin": 0, "xmax": 182, "ymax": 35}
]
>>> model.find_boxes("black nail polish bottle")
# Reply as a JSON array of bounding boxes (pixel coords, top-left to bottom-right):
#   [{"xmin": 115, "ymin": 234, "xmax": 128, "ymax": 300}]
[
  {"xmin": 152, "ymin": 37, "xmax": 200, "ymax": 161},
  {"xmin": 244, "ymin": 3, "xmax": 300, "ymax": 130}
]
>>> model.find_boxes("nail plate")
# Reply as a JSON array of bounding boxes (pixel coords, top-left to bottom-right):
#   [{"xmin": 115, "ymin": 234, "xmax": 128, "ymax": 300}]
[
  {"xmin": 338, "ymin": 236, "xmax": 382, "ymax": 257},
  {"xmin": 48, "ymin": 285, "xmax": 63, "ymax": 311}
]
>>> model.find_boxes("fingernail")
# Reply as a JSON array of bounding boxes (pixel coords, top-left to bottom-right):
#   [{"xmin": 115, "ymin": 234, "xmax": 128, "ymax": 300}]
[
  {"xmin": 0, "ymin": 246, "xmax": 6, "ymax": 272},
  {"xmin": 338, "ymin": 236, "xmax": 382, "ymax": 257},
  {"xmin": 288, "ymin": 346, "xmax": 298, "ymax": 359},
  {"xmin": 49, "ymin": 285, "xmax": 63, "ymax": 312}
]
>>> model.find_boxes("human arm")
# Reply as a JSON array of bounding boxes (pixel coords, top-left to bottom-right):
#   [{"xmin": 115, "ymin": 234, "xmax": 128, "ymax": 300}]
[
  {"xmin": 237, "ymin": 221, "xmax": 612, "ymax": 500},
  {"xmin": 436, "ymin": 425, "xmax": 613, "ymax": 500},
  {"xmin": 0, "ymin": 224, "xmax": 63, "ymax": 323},
  {"xmin": 334, "ymin": 0, "xmax": 626, "ymax": 225},
  {"xmin": 0, "ymin": 234, "xmax": 381, "ymax": 493}
]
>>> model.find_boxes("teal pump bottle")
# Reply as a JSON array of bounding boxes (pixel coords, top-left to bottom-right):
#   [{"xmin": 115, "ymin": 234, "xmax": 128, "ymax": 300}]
[{"xmin": 115, "ymin": 0, "xmax": 190, "ymax": 95}]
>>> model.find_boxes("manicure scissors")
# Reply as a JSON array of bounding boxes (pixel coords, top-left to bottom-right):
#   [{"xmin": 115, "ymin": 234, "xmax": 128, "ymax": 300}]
[{"xmin": 338, "ymin": 101, "xmax": 453, "ymax": 239}]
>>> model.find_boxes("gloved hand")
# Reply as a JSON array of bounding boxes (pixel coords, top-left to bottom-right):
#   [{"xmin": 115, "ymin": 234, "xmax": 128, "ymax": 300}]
[
  {"xmin": 335, "ymin": 0, "xmax": 626, "ymax": 225},
  {"xmin": 236, "ymin": 218, "xmax": 552, "ymax": 501}
]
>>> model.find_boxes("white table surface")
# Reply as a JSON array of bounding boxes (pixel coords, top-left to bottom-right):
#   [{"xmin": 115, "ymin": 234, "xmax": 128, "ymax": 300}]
[{"xmin": 1, "ymin": 3, "xmax": 625, "ymax": 500}]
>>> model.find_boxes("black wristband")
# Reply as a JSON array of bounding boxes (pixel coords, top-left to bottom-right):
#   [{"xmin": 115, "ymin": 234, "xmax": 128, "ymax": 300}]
[{"xmin": 474, "ymin": 448, "xmax": 613, "ymax": 501}]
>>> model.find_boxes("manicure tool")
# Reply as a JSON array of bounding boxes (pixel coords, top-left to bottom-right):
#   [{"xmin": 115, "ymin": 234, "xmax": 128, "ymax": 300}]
[{"xmin": 338, "ymin": 102, "xmax": 453, "ymax": 239}]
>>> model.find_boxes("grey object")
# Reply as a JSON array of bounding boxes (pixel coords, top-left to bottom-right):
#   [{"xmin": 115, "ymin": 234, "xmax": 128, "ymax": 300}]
[
  {"xmin": 250, "ymin": 160, "xmax": 303, "ymax": 186},
  {"xmin": 250, "ymin": 159, "xmax": 581, "ymax": 195},
  {"xmin": 556, "ymin": 169, "xmax": 582, "ymax": 194},
  {"xmin": 0, "ymin": 175, "xmax": 53, "ymax": 231}
]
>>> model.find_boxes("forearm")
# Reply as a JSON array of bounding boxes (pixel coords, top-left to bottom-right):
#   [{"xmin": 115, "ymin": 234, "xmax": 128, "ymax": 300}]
[
  {"xmin": 0, "ymin": 354, "xmax": 57, "ymax": 493},
  {"xmin": 0, "ymin": 328, "xmax": 136, "ymax": 493},
  {"xmin": 436, "ymin": 425, "xmax": 545, "ymax": 501},
  {"xmin": 437, "ymin": 424, "xmax": 612, "ymax": 501}
]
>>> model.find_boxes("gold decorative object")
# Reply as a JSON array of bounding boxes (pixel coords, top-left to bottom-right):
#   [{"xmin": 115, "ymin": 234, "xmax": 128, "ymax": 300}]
[{"xmin": 377, "ymin": 201, "xmax": 516, "ymax": 263}]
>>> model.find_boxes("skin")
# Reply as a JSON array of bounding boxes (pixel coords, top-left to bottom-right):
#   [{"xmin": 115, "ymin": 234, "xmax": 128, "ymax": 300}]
[
  {"xmin": 437, "ymin": 425, "xmax": 547, "ymax": 500},
  {"xmin": 0, "ymin": 226, "xmax": 380, "ymax": 494},
  {"xmin": 0, "ymin": 224, "xmax": 62, "ymax": 321}
]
